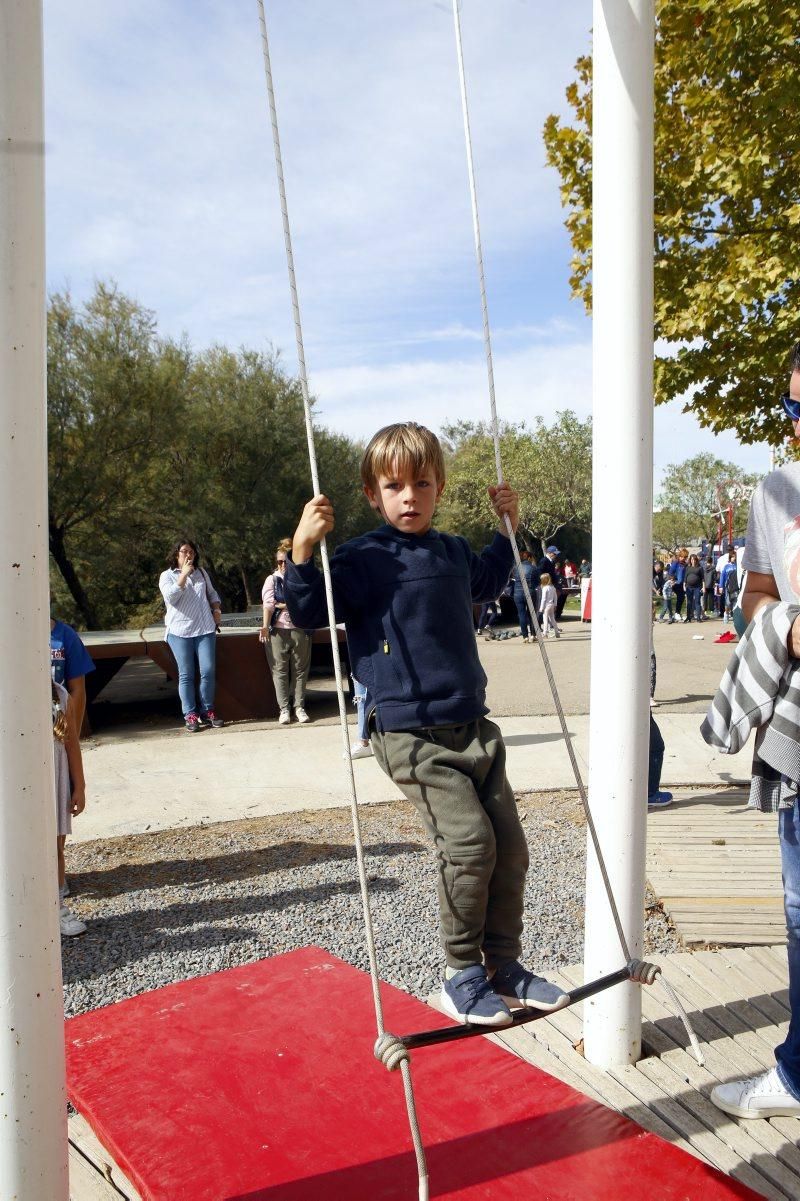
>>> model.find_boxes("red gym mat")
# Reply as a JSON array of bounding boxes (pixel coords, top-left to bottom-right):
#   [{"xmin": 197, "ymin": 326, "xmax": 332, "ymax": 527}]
[{"xmin": 66, "ymin": 948, "xmax": 758, "ymax": 1200}]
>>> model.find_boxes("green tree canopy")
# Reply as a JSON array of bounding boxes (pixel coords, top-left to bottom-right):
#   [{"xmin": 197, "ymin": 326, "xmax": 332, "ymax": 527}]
[
  {"xmin": 655, "ymin": 453, "xmax": 761, "ymax": 546},
  {"xmin": 48, "ymin": 284, "xmax": 190, "ymax": 627},
  {"xmin": 47, "ymin": 282, "xmax": 374, "ymax": 628},
  {"xmin": 438, "ymin": 412, "xmax": 592, "ymax": 552},
  {"xmin": 543, "ymin": 1, "xmax": 800, "ymax": 444}
]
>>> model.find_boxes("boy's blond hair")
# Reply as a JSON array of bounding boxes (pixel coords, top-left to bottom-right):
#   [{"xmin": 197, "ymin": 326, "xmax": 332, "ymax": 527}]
[
  {"xmin": 360, "ymin": 422, "xmax": 445, "ymax": 492},
  {"xmin": 540, "ymin": 572, "xmax": 552, "ymax": 586}
]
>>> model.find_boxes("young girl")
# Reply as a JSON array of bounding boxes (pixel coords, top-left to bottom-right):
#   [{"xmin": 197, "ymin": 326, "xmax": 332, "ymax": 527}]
[
  {"xmin": 52, "ymin": 680, "xmax": 87, "ymax": 937},
  {"xmin": 259, "ymin": 538, "xmax": 313, "ymax": 724},
  {"xmin": 539, "ymin": 572, "xmax": 561, "ymax": 638}
]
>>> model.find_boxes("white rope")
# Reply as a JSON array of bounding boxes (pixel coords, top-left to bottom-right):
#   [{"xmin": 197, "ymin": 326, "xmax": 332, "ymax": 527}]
[
  {"xmin": 450, "ymin": 0, "xmax": 703, "ymax": 1065},
  {"xmin": 255, "ymin": 6, "xmax": 429, "ymax": 1196}
]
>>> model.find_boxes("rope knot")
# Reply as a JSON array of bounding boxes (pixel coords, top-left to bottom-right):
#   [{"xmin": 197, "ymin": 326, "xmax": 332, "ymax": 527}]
[
  {"xmin": 627, "ymin": 958, "xmax": 660, "ymax": 986},
  {"xmin": 374, "ymin": 1032, "xmax": 410, "ymax": 1072}
]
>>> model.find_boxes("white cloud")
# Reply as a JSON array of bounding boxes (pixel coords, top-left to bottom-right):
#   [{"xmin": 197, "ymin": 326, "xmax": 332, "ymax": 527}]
[
  {"xmin": 310, "ymin": 335, "xmax": 592, "ymax": 443},
  {"xmin": 310, "ymin": 333, "xmax": 773, "ymax": 494},
  {"xmin": 43, "ymin": 1, "xmax": 592, "ymax": 356}
]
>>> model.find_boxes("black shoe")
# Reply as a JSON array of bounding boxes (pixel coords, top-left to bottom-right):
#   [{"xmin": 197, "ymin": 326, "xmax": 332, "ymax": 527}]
[{"xmin": 199, "ymin": 709, "xmax": 224, "ymax": 729}]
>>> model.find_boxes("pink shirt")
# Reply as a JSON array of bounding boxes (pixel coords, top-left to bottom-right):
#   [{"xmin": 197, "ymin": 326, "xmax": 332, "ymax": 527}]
[{"xmin": 262, "ymin": 571, "xmax": 294, "ymax": 630}]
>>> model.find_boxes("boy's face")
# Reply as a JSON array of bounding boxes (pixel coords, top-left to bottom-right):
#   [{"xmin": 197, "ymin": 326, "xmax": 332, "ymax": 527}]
[{"xmin": 364, "ymin": 461, "xmax": 444, "ymax": 536}]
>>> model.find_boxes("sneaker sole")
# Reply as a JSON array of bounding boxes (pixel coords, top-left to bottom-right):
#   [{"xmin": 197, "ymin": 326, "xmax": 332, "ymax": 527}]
[
  {"xmin": 711, "ymin": 1095, "xmax": 800, "ymax": 1120},
  {"xmin": 439, "ymin": 987, "xmax": 513, "ymax": 1028},
  {"xmin": 494, "ymin": 989, "xmax": 570, "ymax": 1014}
]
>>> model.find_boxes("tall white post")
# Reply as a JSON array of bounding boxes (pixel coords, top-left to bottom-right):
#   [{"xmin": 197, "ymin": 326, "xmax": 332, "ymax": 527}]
[
  {"xmin": 584, "ymin": 0, "xmax": 654, "ymax": 1066},
  {"xmin": 1, "ymin": 2, "xmax": 69, "ymax": 1196}
]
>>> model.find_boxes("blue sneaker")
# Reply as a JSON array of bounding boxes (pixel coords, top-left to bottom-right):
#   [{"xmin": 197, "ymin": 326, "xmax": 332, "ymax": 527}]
[
  {"xmin": 490, "ymin": 960, "xmax": 569, "ymax": 1012},
  {"xmin": 440, "ymin": 965, "xmax": 513, "ymax": 1028},
  {"xmin": 648, "ymin": 791, "xmax": 673, "ymax": 809}
]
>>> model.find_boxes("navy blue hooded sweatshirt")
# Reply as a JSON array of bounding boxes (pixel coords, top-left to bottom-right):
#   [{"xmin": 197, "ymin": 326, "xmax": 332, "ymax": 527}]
[{"xmin": 284, "ymin": 524, "xmax": 513, "ymax": 732}]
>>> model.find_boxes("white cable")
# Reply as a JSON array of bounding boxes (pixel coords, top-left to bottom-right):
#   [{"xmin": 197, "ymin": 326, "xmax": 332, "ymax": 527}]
[{"xmin": 255, "ymin": 5, "xmax": 429, "ymax": 1197}]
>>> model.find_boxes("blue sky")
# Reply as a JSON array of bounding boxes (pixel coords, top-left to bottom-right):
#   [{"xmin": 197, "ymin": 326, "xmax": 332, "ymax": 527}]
[{"xmin": 43, "ymin": 0, "xmax": 774, "ymax": 491}]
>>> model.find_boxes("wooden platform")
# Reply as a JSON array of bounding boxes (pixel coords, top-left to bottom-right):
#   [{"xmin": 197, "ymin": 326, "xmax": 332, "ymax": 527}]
[{"xmin": 647, "ymin": 790, "xmax": 784, "ymax": 945}]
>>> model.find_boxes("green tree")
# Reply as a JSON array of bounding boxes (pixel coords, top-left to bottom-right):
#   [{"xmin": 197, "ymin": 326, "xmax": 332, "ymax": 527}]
[
  {"xmin": 438, "ymin": 413, "xmax": 592, "ymax": 552},
  {"xmin": 656, "ymin": 453, "xmax": 761, "ymax": 545},
  {"xmin": 174, "ymin": 348, "xmax": 375, "ymax": 608},
  {"xmin": 652, "ymin": 508, "xmax": 696, "ymax": 554},
  {"xmin": 173, "ymin": 346, "xmax": 311, "ymax": 607},
  {"xmin": 543, "ymin": 2, "xmax": 800, "ymax": 444},
  {"xmin": 47, "ymin": 282, "xmax": 374, "ymax": 627},
  {"xmin": 48, "ymin": 284, "xmax": 189, "ymax": 628}
]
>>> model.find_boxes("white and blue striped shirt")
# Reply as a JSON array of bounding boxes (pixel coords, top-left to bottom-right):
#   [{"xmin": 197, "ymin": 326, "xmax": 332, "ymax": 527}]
[{"xmin": 159, "ymin": 568, "xmax": 221, "ymax": 638}]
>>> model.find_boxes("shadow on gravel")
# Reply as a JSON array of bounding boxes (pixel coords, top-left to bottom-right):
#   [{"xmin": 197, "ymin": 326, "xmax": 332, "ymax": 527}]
[
  {"xmin": 69, "ymin": 840, "xmax": 426, "ymax": 899},
  {"xmin": 61, "ymin": 874, "xmax": 402, "ymax": 985}
]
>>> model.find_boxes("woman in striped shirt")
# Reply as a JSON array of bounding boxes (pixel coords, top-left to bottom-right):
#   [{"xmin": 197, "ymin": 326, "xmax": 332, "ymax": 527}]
[{"xmin": 159, "ymin": 539, "xmax": 224, "ymax": 733}]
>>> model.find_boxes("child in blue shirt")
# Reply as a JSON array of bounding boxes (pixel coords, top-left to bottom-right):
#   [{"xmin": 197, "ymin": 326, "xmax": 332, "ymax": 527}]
[
  {"xmin": 285, "ymin": 422, "xmax": 567, "ymax": 1027},
  {"xmin": 50, "ymin": 617, "xmax": 95, "ymax": 731}
]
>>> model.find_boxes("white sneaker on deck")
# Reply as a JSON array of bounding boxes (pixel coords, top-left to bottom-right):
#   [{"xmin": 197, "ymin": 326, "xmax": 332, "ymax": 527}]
[{"xmin": 711, "ymin": 1066, "xmax": 800, "ymax": 1119}]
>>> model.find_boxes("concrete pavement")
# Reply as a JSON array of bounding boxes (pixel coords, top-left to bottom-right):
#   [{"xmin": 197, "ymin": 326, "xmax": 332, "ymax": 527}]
[
  {"xmin": 74, "ymin": 709, "xmax": 752, "ymax": 843},
  {"xmin": 73, "ymin": 613, "xmax": 749, "ymax": 843}
]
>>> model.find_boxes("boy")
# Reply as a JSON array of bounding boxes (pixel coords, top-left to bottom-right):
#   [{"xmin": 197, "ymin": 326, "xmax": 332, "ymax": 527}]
[{"xmin": 285, "ymin": 422, "xmax": 567, "ymax": 1028}]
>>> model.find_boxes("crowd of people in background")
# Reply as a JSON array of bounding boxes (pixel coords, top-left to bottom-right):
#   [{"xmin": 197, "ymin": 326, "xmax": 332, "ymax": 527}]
[
  {"xmin": 479, "ymin": 545, "xmax": 588, "ymax": 641},
  {"xmin": 653, "ymin": 546, "xmax": 741, "ymax": 625}
]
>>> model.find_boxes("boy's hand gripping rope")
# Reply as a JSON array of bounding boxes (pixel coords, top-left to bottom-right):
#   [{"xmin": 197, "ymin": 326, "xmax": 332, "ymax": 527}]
[
  {"xmin": 255, "ymin": 5, "xmax": 430, "ymax": 1198},
  {"xmin": 450, "ymin": 0, "xmax": 702, "ymax": 1067}
]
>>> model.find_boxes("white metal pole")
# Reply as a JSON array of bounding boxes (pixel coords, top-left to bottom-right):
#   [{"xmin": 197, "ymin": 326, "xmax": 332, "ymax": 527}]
[
  {"xmin": 584, "ymin": 0, "xmax": 655, "ymax": 1066},
  {"xmin": 0, "ymin": 1, "xmax": 69, "ymax": 1196}
]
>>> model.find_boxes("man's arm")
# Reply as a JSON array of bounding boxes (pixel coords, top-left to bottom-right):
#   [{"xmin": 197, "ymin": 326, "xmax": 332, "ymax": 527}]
[{"xmin": 740, "ymin": 570, "xmax": 800, "ymax": 658}]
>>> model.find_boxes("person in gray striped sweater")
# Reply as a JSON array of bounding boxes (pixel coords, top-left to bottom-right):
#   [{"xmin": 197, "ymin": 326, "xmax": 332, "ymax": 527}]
[
  {"xmin": 159, "ymin": 538, "xmax": 224, "ymax": 733},
  {"xmin": 709, "ymin": 341, "xmax": 800, "ymax": 1121}
]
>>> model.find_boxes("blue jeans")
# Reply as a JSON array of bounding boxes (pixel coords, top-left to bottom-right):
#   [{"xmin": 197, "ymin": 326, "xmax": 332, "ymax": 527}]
[
  {"xmin": 515, "ymin": 598, "xmax": 532, "ymax": 638},
  {"xmin": 167, "ymin": 631, "xmax": 217, "ymax": 716},
  {"xmin": 477, "ymin": 601, "xmax": 500, "ymax": 631},
  {"xmin": 353, "ymin": 677, "xmax": 369, "ymax": 742},
  {"xmin": 776, "ymin": 804, "xmax": 800, "ymax": 1099},
  {"xmin": 648, "ymin": 715, "xmax": 664, "ymax": 800},
  {"xmin": 685, "ymin": 585, "xmax": 702, "ymax": 621}
]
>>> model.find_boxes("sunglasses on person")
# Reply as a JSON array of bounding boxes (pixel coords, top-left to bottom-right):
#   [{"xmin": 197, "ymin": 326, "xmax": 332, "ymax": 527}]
[{"xmin": 781, "ymin": 392, "xmax": 800, "ymax": 422}]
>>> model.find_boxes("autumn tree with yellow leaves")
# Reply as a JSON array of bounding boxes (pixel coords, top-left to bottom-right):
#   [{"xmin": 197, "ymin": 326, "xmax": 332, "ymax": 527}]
[{"xmin": 543, "ymin": 1, "xmax": 800, "ymax": 445}]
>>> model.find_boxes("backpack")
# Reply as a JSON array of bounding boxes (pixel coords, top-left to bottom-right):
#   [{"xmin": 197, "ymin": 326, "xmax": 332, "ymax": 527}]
[{"xmin": 724, "ymin": 565, "xmax": 740, "ymax": 602}]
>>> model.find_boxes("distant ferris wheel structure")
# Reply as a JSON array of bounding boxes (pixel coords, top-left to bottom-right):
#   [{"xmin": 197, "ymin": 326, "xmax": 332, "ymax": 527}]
[{"xmin": 714, "ymin": 478, "xmax": 757, "ymax": 551}]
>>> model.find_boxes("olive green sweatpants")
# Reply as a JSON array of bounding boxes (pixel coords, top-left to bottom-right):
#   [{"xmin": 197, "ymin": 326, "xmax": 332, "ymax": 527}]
[{"xmin": 371, "ymin": 718, "xmax": 529, "ymax": 971}]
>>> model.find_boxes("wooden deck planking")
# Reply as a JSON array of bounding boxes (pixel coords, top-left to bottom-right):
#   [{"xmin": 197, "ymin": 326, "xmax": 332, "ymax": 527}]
[
  {"xmin": 646, "ymin": 792, "xmax": 784, "ymax": 945},
  {"xmin": 505, "ymin": 948, "xmax": 800, "ymax": 1200},
  {"xmin": 69, "ymin": 1112, "xmax": 141, "ymax": 1201}
]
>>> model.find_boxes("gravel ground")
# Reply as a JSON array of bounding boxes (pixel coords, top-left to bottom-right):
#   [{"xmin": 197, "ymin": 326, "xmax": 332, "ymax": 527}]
[{"xmin": 62, "ymin": 791, "xmax": 681, "ymax": 1018}]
